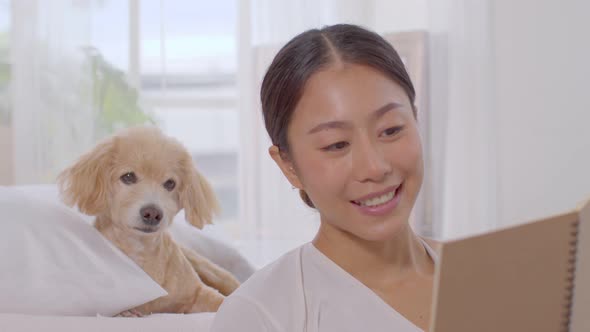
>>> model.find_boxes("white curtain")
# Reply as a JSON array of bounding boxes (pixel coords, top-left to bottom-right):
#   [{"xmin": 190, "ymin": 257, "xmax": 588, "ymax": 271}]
[
  {"xmin": 250, "ymin": 0, "xmax": 376, "ymax": 46},
  {"xmin": 10, "ymin": 0, "xmax": 96, "ymax": 184},
  {"xmin": 427, "ymin": 0, "xmax": 498, "ymax": 239},
  {"xmin": 428, "ymin": 0, "xmax": 590, "ymax": 239}
]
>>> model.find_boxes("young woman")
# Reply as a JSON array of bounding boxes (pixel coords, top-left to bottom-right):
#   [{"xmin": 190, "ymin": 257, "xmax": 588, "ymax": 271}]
[{"xmin": 211, "ymin": 24, "xmax": 438, "ymax": 332}]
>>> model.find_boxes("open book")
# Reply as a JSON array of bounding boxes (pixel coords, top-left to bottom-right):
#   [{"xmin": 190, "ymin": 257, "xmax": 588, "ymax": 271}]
[{"xmin": 430, "ymin": 198, "xmax": 589, "ymax": 332}]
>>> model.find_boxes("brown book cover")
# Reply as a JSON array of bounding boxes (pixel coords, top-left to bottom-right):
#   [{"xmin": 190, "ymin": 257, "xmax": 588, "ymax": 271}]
[{"xmin": 430, "ymin": 198, "xmax": 589, "ymax": 332}]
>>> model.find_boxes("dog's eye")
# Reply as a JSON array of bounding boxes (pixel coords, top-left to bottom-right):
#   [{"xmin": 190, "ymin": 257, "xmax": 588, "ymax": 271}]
[
  {"xmin": 120, "ymin": 172, "xmax": 137, "ymax": 185},
  {"xmin": 163, "ymin": 179, "xmax": 176, "ymax": 191}
]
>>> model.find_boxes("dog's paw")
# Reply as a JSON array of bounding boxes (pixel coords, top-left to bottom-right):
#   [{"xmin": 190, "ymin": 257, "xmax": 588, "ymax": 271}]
[
  {"xmin": 115, "ymin": 309, "xmax": 145, "ymax": 317},
  {"xmin": 229, "ymin": 277, "xmax": 241, "ymax": 292}
]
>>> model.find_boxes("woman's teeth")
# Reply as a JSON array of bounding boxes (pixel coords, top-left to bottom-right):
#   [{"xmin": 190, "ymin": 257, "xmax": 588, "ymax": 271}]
[{"xmin": 355, "ymin": 190, "xmax": 396, "ymax": 207}]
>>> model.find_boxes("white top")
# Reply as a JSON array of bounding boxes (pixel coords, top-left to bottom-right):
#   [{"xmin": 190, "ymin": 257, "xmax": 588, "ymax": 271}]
[{"xmin": 211, "ymin": 240, "xmax": 438, "ymax": 332}]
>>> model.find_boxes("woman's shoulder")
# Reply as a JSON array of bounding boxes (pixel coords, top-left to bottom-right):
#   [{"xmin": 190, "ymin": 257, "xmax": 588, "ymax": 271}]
[
  {"xmin": 212, "ymin": 245, "xmax": 308, "ymax": 331},
  {"xmin": 230, "ymin": 243, "xmax": 303, "ymax": 305}
]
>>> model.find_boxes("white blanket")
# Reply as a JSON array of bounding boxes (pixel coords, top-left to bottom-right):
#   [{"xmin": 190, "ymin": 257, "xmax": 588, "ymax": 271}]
[{"xmin": 0, "ymin": 313, "xmax": 214, "ymax": 332}]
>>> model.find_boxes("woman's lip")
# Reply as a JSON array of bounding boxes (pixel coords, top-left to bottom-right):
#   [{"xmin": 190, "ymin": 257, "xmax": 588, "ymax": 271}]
[
  {"xmin": 351, "ymin": 184, "xmax": 400, "ymax": 203},
  {"xmin": 352, "ymin": 184, "xmax": 403, "ymax": 216}
]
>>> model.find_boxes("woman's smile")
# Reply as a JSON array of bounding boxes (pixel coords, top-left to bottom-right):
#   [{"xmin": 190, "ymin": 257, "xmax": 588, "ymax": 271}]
[{"xmin": 351, "ymin": 183, "xmax": 403, "ymax": 216}]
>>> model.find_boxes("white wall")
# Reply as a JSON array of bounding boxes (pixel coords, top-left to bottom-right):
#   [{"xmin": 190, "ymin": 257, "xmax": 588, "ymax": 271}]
[
  {"xmin": 373, "ymin": 0, "xmax": 428, "ymax": 33},
  {"xmin": 493, "ymin": 0, "xmax": 590, "ymax": 226},
  {"xmin": 429, "ymin": 0, "xmax": 590, "ymax": 238}
]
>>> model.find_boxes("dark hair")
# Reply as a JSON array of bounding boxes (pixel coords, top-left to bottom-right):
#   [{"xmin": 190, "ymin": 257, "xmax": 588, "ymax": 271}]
[{"xmin": 261, "ymin": 24, "xmax": 416, "ymax": 208}]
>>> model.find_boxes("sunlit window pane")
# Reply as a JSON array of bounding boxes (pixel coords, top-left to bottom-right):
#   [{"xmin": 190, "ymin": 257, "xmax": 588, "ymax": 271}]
[{"xmin": 140, "ymin": 0, "xmax": 237, "ymax": 78}]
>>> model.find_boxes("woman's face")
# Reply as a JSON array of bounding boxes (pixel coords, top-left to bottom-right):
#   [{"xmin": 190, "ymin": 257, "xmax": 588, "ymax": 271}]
[{"xmin": 272, "ymin": 63, "xmax": 423, "ymax": 242}]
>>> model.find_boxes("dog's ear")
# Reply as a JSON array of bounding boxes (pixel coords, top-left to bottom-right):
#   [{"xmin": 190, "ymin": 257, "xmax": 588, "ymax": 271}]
[
  {"xmin": 179, "ymin": 157, "xmax": 220, "ymax": 229},
  {"xmin": 57, "ymin": 137, "xmax": 115, "ymax": 216}
]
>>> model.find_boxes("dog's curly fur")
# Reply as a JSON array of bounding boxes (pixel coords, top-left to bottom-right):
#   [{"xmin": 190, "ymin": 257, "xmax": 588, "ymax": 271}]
[{"xmin": 58, "ymin": 126, "xmax": 240, "ymax": 314}]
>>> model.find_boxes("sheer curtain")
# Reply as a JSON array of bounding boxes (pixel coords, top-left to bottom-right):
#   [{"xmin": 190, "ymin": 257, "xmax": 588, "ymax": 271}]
[
  {"xmin": 9, "ymin": 0, "xmax": 97, "ymax": 184},
  {"xmin": 427, "ymin": 0, "xmax": 498, "ymax": 239},
  {"xmin": 5, "ymin": 0, "xmax": 154, "ymax": 186},
  {"xmin": 428, "ymin": 0, "xmax": 590, "ymax": 239}
]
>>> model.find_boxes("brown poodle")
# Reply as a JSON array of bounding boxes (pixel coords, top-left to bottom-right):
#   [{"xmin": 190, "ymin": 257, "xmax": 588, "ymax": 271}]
[{"xmin": 58, "ymin": 126, "xmax": 240, "ymax": 315}]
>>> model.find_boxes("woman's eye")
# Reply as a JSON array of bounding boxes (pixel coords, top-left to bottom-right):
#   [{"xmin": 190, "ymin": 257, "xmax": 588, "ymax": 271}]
[
  {"xmin": 120, "ymin": 172, "xmax": 137, "ymax": 185},
  {"xmin": 322, "ymin": 141, "xmax": 349, "ymax": 152},
  {"xmin": 381, "ymin": 126, "xmax": 403, "ymax": 137},
  {"xmin": 163, "ymin": 179, "xmax": 176, "ymax": 191}
]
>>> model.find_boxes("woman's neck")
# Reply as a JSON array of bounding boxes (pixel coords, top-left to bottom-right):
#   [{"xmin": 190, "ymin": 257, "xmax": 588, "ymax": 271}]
[{"xmin": 311, "ymin": 221, "xmax": 434, "ymax": 289}]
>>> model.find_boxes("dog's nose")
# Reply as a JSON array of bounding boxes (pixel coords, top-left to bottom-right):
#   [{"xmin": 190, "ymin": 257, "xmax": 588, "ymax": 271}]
[{"xmin": 140, "ymin": 205, "xmax": 163, "ymax": 226}]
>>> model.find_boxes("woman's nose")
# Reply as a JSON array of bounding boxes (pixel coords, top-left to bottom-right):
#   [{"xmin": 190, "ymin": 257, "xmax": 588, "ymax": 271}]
[{"xmin": 352, "ymin": 139, "xmax": 392, "ymax": 183}]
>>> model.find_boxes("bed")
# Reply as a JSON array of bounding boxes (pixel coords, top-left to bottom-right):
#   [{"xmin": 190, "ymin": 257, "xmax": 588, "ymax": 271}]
[
  {"xmin": 0, "ymin": 312, "xmax": 216, "ymax": 332},
  {"xmin": 0, "ymin": 185, "xmax": 256, "ymax": 331}
]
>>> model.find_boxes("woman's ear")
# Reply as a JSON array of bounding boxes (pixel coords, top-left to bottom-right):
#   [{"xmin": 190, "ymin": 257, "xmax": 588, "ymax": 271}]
[
  {"xmin": 179, "ymin": 156, "xmax": 220, "ymax": 229},
  {"xmin": 57, "ymin": 138, "xmax": 114, "ymax": 216},
  {"xmin": 268, "ymin": 145, "xmax": 303, "ymax": 189}
]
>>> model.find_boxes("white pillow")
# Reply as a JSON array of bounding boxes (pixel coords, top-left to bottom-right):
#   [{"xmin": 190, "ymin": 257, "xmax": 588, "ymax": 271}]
[{"xmin": 0, "ymin": 187, "xmax": 167, "ymax": 316}]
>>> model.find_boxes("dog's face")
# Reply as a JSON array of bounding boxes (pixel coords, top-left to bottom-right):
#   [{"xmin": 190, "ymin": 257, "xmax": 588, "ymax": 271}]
[
  {"xmin": 58, "ymin": 126, "xmax": 219, "ymax": 234},
  {"xmin": 109, "ymin": 139, "xmax": 184, "ymax": 234}
]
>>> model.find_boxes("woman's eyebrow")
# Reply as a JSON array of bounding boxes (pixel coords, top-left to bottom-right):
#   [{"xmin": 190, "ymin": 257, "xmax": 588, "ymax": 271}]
[
  {"xmin": 372, "ymin": 102, "xmax": 404, "ymax": 120},
  {"xmin": 307, "ymin": 120, "xmax": 352, "ymax": 135},
  {"xmin": 307, "ymin": 102, "xmax": 404, "ymax": 135}
]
